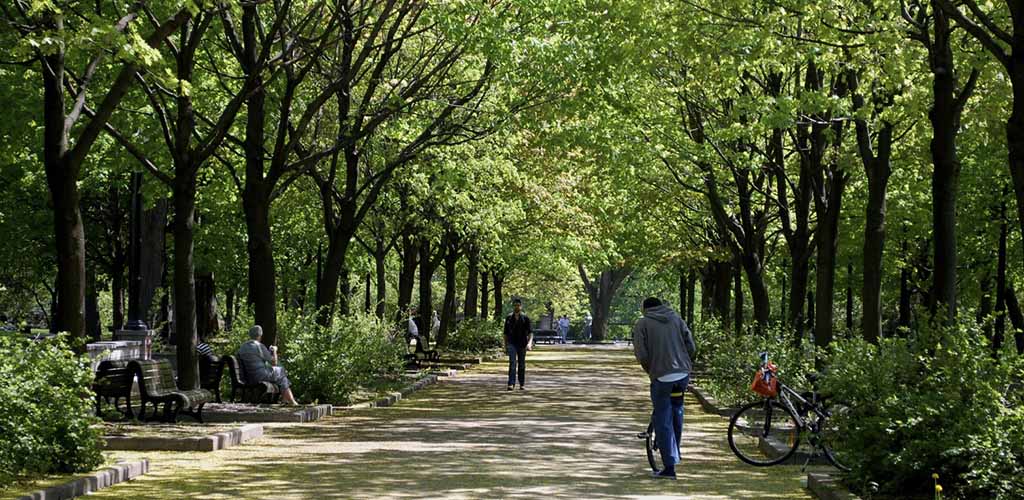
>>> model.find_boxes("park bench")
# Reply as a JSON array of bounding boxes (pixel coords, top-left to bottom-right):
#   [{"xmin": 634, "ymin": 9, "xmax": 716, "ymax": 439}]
[
  {"xmin": 199, "ymin": 355, "xmax": 226, "ymax": 403},
  {"xmin": 223, "ymin": 354, "xmax": 281, "ymax": 404},
  {"xmin": 403, "ymin": 337, "xmax": 440, "ymax": 369},
  {"xmin": 533, "ymin": 313, "xmax": 563, "ymax": 344},
  {"xmin": 129, "ymin": 359, "xmax": 214, "ymax": 423},
  {"xmin": 92, "ymin": 359, "xmax": 135, "ymax": 420}
]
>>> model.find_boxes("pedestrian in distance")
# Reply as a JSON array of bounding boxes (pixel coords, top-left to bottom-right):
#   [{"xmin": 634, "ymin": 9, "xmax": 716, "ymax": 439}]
[{"xmin": 503, "ymin": 298, "xmax": 533, "ymax": 391}]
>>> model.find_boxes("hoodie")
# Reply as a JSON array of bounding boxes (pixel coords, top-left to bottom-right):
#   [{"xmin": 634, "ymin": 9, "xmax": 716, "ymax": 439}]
[{"xmin": 632, "ymin": 304, "xmax": 696, "ymax": 381}]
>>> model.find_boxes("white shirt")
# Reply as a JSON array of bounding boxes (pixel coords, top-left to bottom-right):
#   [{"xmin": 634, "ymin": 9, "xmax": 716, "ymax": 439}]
[
  {"xmin": 408, "ymin": 317, "xmax": 419, "ymax": 336},
  {"xmin": 658, "ymin": 371, "xmax": 689, "ymax": 383}
]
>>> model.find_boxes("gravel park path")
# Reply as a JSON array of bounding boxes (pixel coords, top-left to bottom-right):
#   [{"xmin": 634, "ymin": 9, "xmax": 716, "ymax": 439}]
[{"xmin": 92, "ymin": 345, "xmax": 814, "ymax": 499}]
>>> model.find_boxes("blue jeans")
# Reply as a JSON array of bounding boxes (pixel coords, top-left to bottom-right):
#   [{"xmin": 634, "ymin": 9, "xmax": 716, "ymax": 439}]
[
  {"xmin": 507, "ymin": 344, "xmax": 526, "ymax": 386},
  {"xmin": 650, "ymin": 376, "xmax": 688, "ymax": 470}
]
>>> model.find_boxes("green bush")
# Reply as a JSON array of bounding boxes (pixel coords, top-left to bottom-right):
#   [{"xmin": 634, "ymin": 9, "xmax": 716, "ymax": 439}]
[
  {"xmin": 442, "ymin": 318, "xmax": 503, "ymax": 354},
  {"xmin": 692, "ymin": 320, "xmax": 814, "ymax": 408},
  {"xmin": 0, "ymin": 335, "xmax": 104, "ymax": 489},
  {"xmin": 281, "ymin": 310, "xmax": 405, "ymax": 405},
  {"xmin": 821, "ymin": 320, "xmax": 1024, "ymax": 499}
]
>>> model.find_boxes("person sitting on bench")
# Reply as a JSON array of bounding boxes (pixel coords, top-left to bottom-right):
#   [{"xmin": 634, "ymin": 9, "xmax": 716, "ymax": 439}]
[{"xmin": 236, "ymin": 325, "xmax": 298, "ymax": 405}]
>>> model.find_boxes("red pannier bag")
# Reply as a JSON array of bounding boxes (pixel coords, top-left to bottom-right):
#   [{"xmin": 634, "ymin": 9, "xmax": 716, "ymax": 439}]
[{"xmin": 750, "ymin": 362, "xmax": 779, "ymax": 397}]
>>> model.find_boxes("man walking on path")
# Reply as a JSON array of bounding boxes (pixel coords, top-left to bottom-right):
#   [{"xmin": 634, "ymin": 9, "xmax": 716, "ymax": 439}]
[
  {"xmin": 632, "ymin": 297, "xmax": 696, "ymax": 480},
  {"xmin": 504, "ymin": 298, "xmax": 533, "ymax": 390},
  {"xmin": 557, "ymin": 315, "xmax": 570, "ymax": 343}
]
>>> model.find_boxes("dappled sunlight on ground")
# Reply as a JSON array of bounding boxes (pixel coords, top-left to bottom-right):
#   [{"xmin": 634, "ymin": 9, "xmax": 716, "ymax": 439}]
[{"xmin": 89, "ymin": 346, "xmax": 814, "ymax": 499}]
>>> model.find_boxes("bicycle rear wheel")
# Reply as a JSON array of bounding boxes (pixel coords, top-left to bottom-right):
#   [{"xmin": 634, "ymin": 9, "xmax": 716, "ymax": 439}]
[
  {"xmin": 816, "ymin": 402, "xmax": 851, "ymax": 472},
  {"xmin": 728, "ymin": 399, "xmax": 801, "ymax": 466},
  {"xmin": 645, "ymin": 420, "xmax": 663, "ymax": 473}
]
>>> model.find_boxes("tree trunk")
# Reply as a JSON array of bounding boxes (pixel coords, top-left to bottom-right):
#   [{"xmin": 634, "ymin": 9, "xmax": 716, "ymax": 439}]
[
  {"xmin": 243, "ymin": 192, "xmax": 279, "ymax": 345},
  {"xmin": 375, "ymin": 239, "xmax": 387, "ymax": 318},
  {"xmin": 111, "ymin": 253, "xmax": 126, "ymax": 331},
  {"xmin": 579, "ymin": 266, "xmax": 630, "ymax": 342},
  {"xmin": 712, "ymin": 259, "xmax": 731, "ymax": 326},
  {"xmin": 846, "ymin": 261, "xmax": 854, "ymax": 332},
  {"xmin": 419, "ymin": 238, "xmax": 435, "ymax": 317},
  {"xmin": 316, "ymin": 231, "xmax": 351, "ymax": 326},
  {"xmin": 173, "ymin": 175, "xmax": 199, "ymax": 390},
  {"xmin": 814, "ymin": 173, "xmax": 845, "ymax": 351},
  {"xmin": 686, "ymin": 271, "xmax": 696, "ymax": 326},
  {"xmin": 140, "ymin": 199, "xmax": 167, "ymax": 325},
  {"xmin": 42, "ymin": 51, "xmax": 87, "ymax": 345},
  {"xmin": 195, "ymin": 271, "xmax": 218, "ymax": 340},
  {"xmin": 464, "ymin": 245, "xmax": 479, "ymax": 318},
  {"xmin": 679, "ymin": 268, "xmax": 688, "ymax": 321},
  {"xmin": 807, "ymin": 288, "xmax": 815, "ymax": 336},
  {"xmin": 734, "ymin": 258, "xmax": 744, "ymax": 335},
  {"xmin": 929, "ymin": 3, "xmax": 974, "ymax": 323},
  {"xmin": 856, "ymin": 115, "xmax": 893, "ymax": 343},
  {"xmin": 1006, "ymin": 286, "xmax": 1024, "ymax": 355},
  {"xmin": 86, "ymin": 270, "xmax": 101, "ymax": 341},
  {"xmin": 397, "ymin": 233, "xmax": 417, "ymax": 320},
  {"xmin": 225, "ymin": 288, "xmax": 235, "ymax": 331},
  {"xmin": 480, "ymin": 270, "xmax": 489, "ymax": 322},
  {"xmin": 438, "ymin": 237, "xmax": 459, "ymax": 346},
  {"xmin": 364, "ymin": 271, "xmax": 372, "ymax": 314},
  {"xmin": 492, "ymin": 271, "xmax": 504, "ymax": 321}
]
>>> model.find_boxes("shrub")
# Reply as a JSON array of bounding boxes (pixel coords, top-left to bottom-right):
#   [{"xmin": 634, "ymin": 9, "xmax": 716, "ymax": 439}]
[
  {"xmin": 442, "ymin": 318, "xmax": 503, "ymax": 354},
  {"xmin": 281, "ymin": 310, "xmax": 405, "ymax": 405},
  {"xmin": 821, "ymin": 320, "xmax": 1024, "ymax": 499},
  {"xmin": 0, "ymin": 335, "xmax": 104, "ymax": 489},
  {"xmin": 691, "ymin": 320, "xmax": 814, "ymax": 408}
]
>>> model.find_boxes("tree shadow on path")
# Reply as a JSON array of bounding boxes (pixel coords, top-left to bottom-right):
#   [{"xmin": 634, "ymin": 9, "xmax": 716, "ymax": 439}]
[{"xmin": 87, "ymin": 346, "xmax": 817, "ymax": 499}]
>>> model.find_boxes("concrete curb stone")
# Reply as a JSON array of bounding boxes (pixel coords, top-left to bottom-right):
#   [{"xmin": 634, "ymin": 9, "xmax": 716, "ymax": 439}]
[
  {"xmin": 15, "ymin": 459, "xmax": 149, "ymax": 500},
  {"xmin": 102, "ymin": 424, "xmax": 263, "ymax": 452}
]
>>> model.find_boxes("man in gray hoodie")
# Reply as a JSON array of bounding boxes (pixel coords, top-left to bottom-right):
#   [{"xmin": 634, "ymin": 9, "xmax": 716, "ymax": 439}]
[{"xmin": 633, "ymin": 297, "xmax": 696, "ymax": 479}]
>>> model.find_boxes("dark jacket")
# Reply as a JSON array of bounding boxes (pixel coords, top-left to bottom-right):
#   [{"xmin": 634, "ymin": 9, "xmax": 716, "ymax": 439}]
[
  {"xmin": 632, "ymin": 304, "xmax": 696, "ymax": 380},
  {"xmin": 504, "ymin": 312, "xmax": 533, "ymax": 349}
]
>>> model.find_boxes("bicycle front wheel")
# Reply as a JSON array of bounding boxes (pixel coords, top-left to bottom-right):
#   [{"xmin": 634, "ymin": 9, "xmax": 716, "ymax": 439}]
[
  {"xmin": 645, "ymin": 420, "xmax": 663, "ymax": 473},
  {"xmin": 728, "ymin": 399, "xmax": 801, "ymax": 466}
]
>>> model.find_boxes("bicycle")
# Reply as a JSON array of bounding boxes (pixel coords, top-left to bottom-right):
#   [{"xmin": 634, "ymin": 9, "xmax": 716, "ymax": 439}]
[{"xmin": 727, "ymin": 352, "xmax": 850, "ymax": 471}]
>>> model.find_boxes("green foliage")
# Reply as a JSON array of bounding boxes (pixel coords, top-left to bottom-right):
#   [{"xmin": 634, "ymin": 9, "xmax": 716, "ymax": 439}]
[
  {"xmin": 0, "ymin": 335, "xmax": 103, "ymax": 489},
  {"xmin": 693, "ymin": 321, "xmax": 814, "ymax": 408},
  {"xmin": 443, "ymin": 318, "xmax": 503, "ymax": 355},
  {"xmin": 280, "ymin": 310, "xmax": 405, "ymax": 405},
  {"xmin": 821, "ymin": 322, "xmax": 1024, "ymax": 499}
]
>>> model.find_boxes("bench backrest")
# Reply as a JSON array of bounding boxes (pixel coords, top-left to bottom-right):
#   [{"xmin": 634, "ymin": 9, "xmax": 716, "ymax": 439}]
[
  {"xmin": 94, "ymin": 359, "xmax": 134, "ymax": 393},
  {"xmin": 130, "ymin": 359, "xmax": 178, "ymax": 398},
  {"xmin": 223, "ymin": 355, "xmax": 249, "ymax": 385},
  {"xmin": 198, "ymin": 355, "xmax": 223, "ymax": 390}
]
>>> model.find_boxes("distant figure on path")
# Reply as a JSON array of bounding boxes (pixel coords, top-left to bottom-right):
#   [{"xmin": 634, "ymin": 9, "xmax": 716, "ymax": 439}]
[
  {"xmin": 407, "ymin": 306, "xmax": 427, "ymax": 353},
  {"xmin": 557, "ymin": 315, "xmax": 570, "ymax": 342},
  {"xmin": 632, "ymin": 297, "xmax": 696, "ymax": 480},
  {"xmin": 583, "ymin": 312, "xmax": 593, "ymax": 341},
  {"xmin": 503, "ymin": 298, "xmax": 533, "ymax": 391},
  {"xmin": 236, "ymin": 325, "xmax": 299, "ymax": 405},
  {"xmin": 430, "ymin": 309, "xmax": 441, "ymax": 339}
]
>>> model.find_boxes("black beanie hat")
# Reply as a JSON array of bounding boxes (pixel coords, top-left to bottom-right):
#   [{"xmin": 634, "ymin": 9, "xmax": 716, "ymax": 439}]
[{"xmin": 642, "ymin": 297, "xmax": 662, "ymax": 309}]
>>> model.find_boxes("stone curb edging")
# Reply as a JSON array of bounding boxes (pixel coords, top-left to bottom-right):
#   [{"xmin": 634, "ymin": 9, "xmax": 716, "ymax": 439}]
[
  {"xmin": 201, "ymin": 404, "xmax": 333, "ymax": 423},
  {"xmin": 15, "ymin": 459, "xmax": 149, "ymax": 500},
  {"xmin": 102, "ymin": 424, "xmax": 263, "ymax": 452},
  {"xmin": 343, "ymin": 374, "xmax": 440, "ymax": 410},
  {"xmin": 807, "ymin": 473, "xmax": 861, "ymax": 500},
  {"xmin": 687, "ymin": 384, "xmax": 740, "ymax": 417}
]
